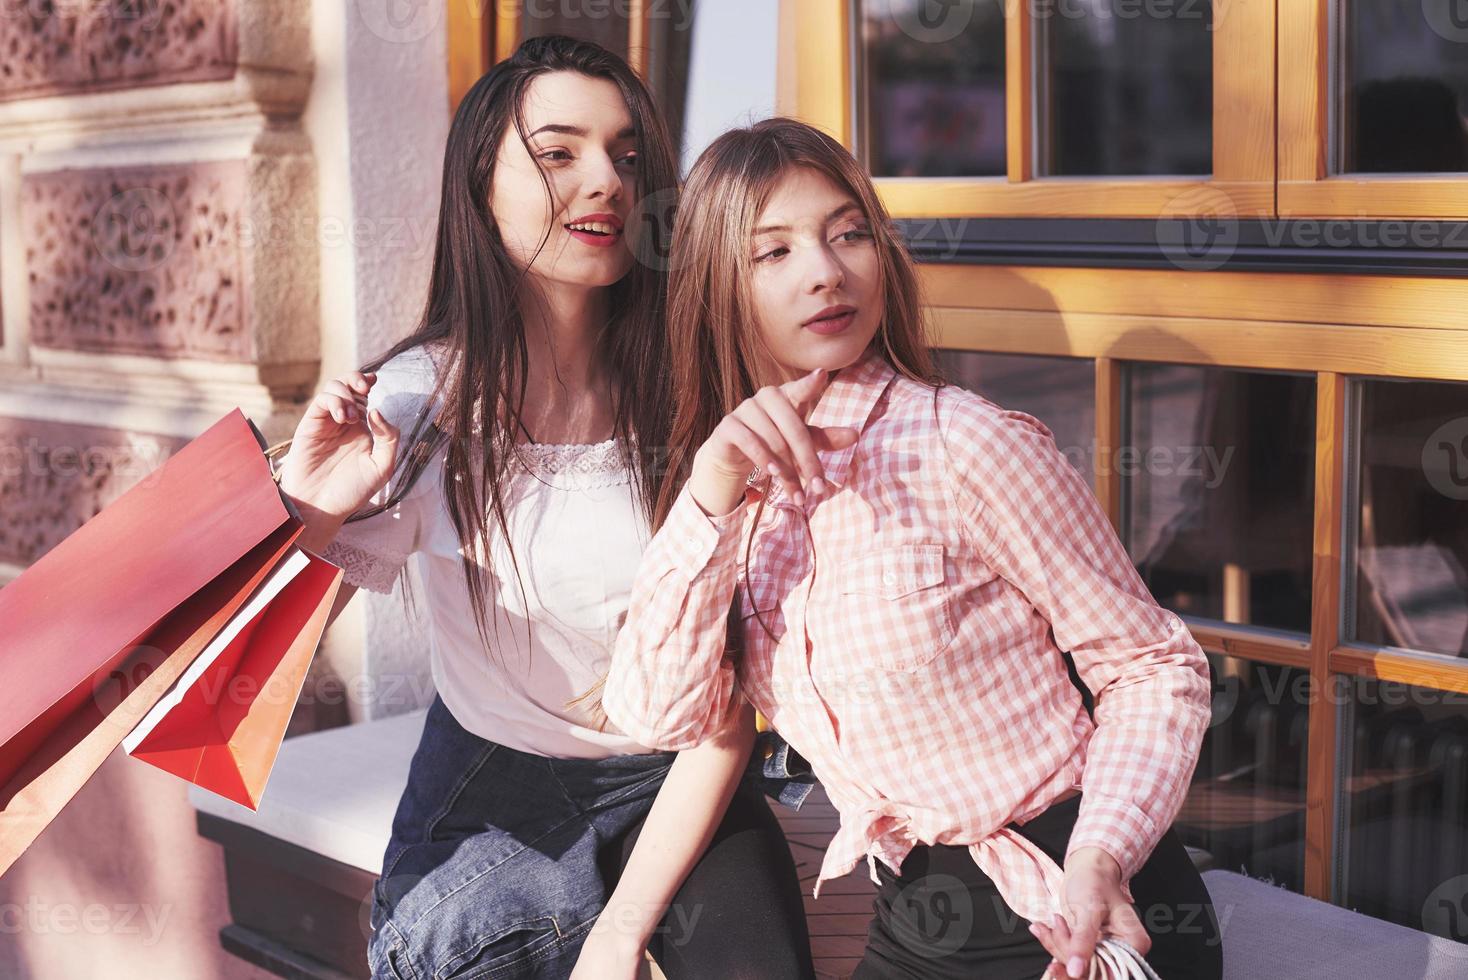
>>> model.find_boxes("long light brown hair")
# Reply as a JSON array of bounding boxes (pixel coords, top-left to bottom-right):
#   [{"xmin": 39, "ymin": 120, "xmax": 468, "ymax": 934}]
[
  {"xmin": 652, "ymin": 117, "xmax": 941, "ymax": 532},
  {"xmin": 578, "ymin": 119, "xmax": 947, "ymax": 723}
]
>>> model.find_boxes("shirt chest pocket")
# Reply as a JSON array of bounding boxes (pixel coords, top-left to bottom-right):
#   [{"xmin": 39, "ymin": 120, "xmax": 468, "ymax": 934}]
[{"xmin": 832, "ymin": 543, "xmax": 957, "ymax": 672}]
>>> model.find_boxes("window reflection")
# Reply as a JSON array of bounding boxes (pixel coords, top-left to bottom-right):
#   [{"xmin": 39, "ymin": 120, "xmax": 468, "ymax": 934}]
[
  {"xmin": 934, "ymin": 350, "xmax": 1095, "ymax": 478},
  {"xmin": 1126, "ymin": 366, "xmax": 1315, "ymax": 633},
  {"xmin": 1350, "ymin": 380, "xmax": 1468, "ymax": 659},
  {"xmin": 858, "ymin": 0, "xmax": 1007, "ymax": 178},
  {"xmin": 1339, "ymin": 2, "xmax": 1468, "ymax": 173},
  {"xmin": 1341, "ymin": 677, "xmax": 1468, "ymax": 944},
  {"xmin": 1037, "ymin": 0, "xmax": 1212, "ymax": 176},
  {"xmin": 1175, "ymin": 654, "xmax": 1309, "ymax": 893}
]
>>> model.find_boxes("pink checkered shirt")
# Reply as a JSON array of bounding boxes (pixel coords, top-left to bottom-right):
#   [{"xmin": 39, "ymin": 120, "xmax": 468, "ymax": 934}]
[{"xmin": 602, "ymin": 349, "xmax": 1211, "ymax": 922}]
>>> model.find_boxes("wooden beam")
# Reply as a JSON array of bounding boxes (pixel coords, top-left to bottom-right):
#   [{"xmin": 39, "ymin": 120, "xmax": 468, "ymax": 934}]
[
  {"xmin": 776, "ymin": 0, "xmax": 852, "ymax": 146},
  {"xmin": 1094, "ymin": 357, "xmax": 1123, "ymax": 533},
  {"xmin": 931, "ymin": 309, "xmax": 1468, "ymax": 383},
  {"xmin": 1303, "ymin": 371, "xmax": 1346, "ymax": 901},
  {"xmin": 446, "ymin": 0, "xmax": 492, "ymax": 113},
  {"xmin": 920, "ymin": 265, "xmax": 1468, "ymax": 333},
  {"xmin": 495, "ymin": 0, "xmax": 521, "ymax": 64},
  {"xmin": 1005, "ymin": 0, "xmax": 1033, "ymax": 183}
]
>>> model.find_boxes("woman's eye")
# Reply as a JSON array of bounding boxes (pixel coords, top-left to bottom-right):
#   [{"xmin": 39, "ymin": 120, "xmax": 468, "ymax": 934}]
[
  {"xmin": 754, "ymin": 247, "xmax": 788, "ymax": 263},
  {"xmin": 616, "ymin": 153, "xmax": 639, "ymax": 169},
  {"xmin": 539, "ymin": 150, "xmax": 573, "ymax": 162},
  {"xmin": 836, "ymin": 227, "xmax": 872, "ymax": 243}
]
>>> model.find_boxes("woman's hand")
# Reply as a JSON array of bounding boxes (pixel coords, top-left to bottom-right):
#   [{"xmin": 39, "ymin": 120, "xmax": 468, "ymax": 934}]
[
  {"xmin": 567, "ymin": 918, "xmax": 649, "ymax": 980},
  {"xmin": 1030, "ymin": 847, "xmax": 1149, "ymax": 979},
  {"xmin": 276, "ymin": 371, "xmax": 400, "ymax": 529},
  {"xmin": 687, "ymin": 367, "xmax": 859, "ymax": 516}
]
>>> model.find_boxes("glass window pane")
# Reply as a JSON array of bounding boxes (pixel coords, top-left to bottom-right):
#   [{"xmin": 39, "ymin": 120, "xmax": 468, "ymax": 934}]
[
  {"xmin": 858, "ymin": 0, "xmax": 1007, "ymax": 177},
  {"xmin": 1174, "ymin": 654, "xmax": 1309, "ymax": 893},
  {"xmin": 1338, "ymin": 2, "xmax": 1468, "ymax": 173},
  {"xmin": 1037, "ymin": 0, "xmax": 1213, "ymax": 176},
  {"xmin": 521, "ymin": 2, "xmax": 629, "ymax": 61},
  {"xmin": 1349, "ymin": 379, "xmax": 1468, "ymax": 659},
  {"xmin": 934, "ymin": 350, "xmax": 1095, "ymax": 478},
  {"xmin": 1126, "ymin": 366, "xmax": 1315, "ymax": 633},
  {"xmin": 1340, "ymin": 676, "xmax": 1468, "ymax": 944}
]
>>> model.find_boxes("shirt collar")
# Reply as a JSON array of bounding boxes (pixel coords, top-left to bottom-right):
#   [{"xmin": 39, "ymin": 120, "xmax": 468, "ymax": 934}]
[
  {"xmin": 815, "ymin": 350, "xmax": 896, "ymax": 493},
  {"xmin": 756, "ymin": 347, "xmax": 895, "ymax": 505}
]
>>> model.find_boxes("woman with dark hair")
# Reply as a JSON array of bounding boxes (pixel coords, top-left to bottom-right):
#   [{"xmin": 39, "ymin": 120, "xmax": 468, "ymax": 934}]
[{"xmin": 276, "ymin": 38, "xmax": 815, "ymax": 980}]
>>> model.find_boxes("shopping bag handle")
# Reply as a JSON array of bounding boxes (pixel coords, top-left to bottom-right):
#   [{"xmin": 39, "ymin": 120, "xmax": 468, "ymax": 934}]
[
  {"xmin": 264, "ymin": 439, "xmax": 292, "ymax": 485},
  {"xmin": 1087, "ymin": 938, "xmax": 1164, "ymax": 980}
]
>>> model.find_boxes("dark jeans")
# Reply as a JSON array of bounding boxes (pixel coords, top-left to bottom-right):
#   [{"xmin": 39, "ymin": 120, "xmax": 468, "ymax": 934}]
[
  {"xmin": 853, "ymin": 793, "xmax": 1224, "ymax": 980},
  {"xmin": 367, "ymin": 695, "xmax": 815, "ymax": 980}
]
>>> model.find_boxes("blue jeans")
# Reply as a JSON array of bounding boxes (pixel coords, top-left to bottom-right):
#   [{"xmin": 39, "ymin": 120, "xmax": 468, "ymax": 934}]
[{"xmin": 367, "ymin": 695, "xmax": 815, "ymax": 980}]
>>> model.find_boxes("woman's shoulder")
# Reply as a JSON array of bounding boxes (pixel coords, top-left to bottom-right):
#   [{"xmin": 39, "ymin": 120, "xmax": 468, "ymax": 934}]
[
  {"xmin": 885, "ymin": 373, "xmax": 1057, "ymax": 450},
  {"xmin": 364, "ymin": 343, "xmax": 449, "ymax": 434},
  {"xmin": 373, "ymin": 342, "xmax": 445, "ymax": 393}
]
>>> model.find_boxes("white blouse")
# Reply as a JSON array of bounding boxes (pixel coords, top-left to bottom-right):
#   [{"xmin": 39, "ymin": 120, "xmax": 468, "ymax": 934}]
[{"xmin": 320, "ymin": 345, "xmax": 658, "ymax": 759}]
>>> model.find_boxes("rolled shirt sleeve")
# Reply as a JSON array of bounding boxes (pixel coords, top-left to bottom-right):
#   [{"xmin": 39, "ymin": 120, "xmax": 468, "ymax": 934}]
[{"xmin": 603, "ymin": 483, "xmax": 747, "ymax": 750}]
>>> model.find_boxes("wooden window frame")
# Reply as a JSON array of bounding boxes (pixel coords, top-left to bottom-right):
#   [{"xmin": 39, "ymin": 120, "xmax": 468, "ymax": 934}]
[
  {"xmin": 446, "ymin": 0, "xmax": 657, "ymax": 111},
  {"xmin": 778, "ymin": 0, "xmax": 1276, "ymax": 219},
  {"xmin": 1279, "ymin": 0, "xmax": 1468, "ymax": 219},
  {"xmin": 445, "ymin": 0, "xmax": 1468, "ymax": 916},
  {"xmin": 927, "ymin": 262, "xmax": 1468, "ymax": 903}
]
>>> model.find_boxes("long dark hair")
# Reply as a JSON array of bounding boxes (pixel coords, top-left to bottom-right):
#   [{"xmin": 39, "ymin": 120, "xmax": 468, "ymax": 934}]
[{"xmin": 347, "ymin": 35, "xmax": 679, "ymax": 654}]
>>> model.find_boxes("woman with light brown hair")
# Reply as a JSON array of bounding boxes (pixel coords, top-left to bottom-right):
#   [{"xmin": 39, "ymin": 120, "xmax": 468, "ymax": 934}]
[{"xmin": 604, "ymin": 117, "xmax": 1225, "ymax": 980}]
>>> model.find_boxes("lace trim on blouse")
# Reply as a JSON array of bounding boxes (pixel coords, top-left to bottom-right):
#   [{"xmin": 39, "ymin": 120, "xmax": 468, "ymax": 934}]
[
  {"xmin": 510, "ymin": 438, "xmax": 631, "ymax": 490},
  {"xmin": 320, "ymin": 537, "xmax": 409, "ymax": 595},
  {"xmin": 420, "ymin": 342, "xmax": 632, "ymax": 490}
]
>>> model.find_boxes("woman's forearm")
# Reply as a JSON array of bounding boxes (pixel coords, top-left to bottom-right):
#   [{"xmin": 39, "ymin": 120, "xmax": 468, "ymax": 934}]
[
  {"xmin": 602, "ymin": 483, "xmax": 747, "ymax": 749},
  {"xmin": 595, "ymin": 702, "xmax": 757, "ymax": 951}
]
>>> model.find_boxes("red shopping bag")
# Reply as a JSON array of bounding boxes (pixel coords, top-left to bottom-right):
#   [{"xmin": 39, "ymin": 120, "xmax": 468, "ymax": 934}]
[
  {"xmin": 0, "ymin": 409, "xmax": 343, "ymax": 876},
  {"xmin": 122, "ymin": 546, "xmax": 341, "ymax": 809}
]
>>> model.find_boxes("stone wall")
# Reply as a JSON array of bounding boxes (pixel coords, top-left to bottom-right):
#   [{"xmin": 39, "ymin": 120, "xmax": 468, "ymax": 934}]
[{"xmin": 0, "ymin": 0, "xmax": 453, "ymax": 975}]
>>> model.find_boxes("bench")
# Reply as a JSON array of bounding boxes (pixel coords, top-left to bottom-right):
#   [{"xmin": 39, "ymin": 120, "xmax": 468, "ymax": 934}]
[
  {"xmin": 1203, "ymin": 868, "xmax": 1468, "ymax": 979},
  {"xmin": 190, "ymin": 712, "xmax": 1466, "ymax": 979},
  {"xmin": 190, "ymin": 709, "xmax": 665, "ymax": 979},
  {"xmin": 190, "ymin": 709, "xmax": 426, "ymax": 979}
]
